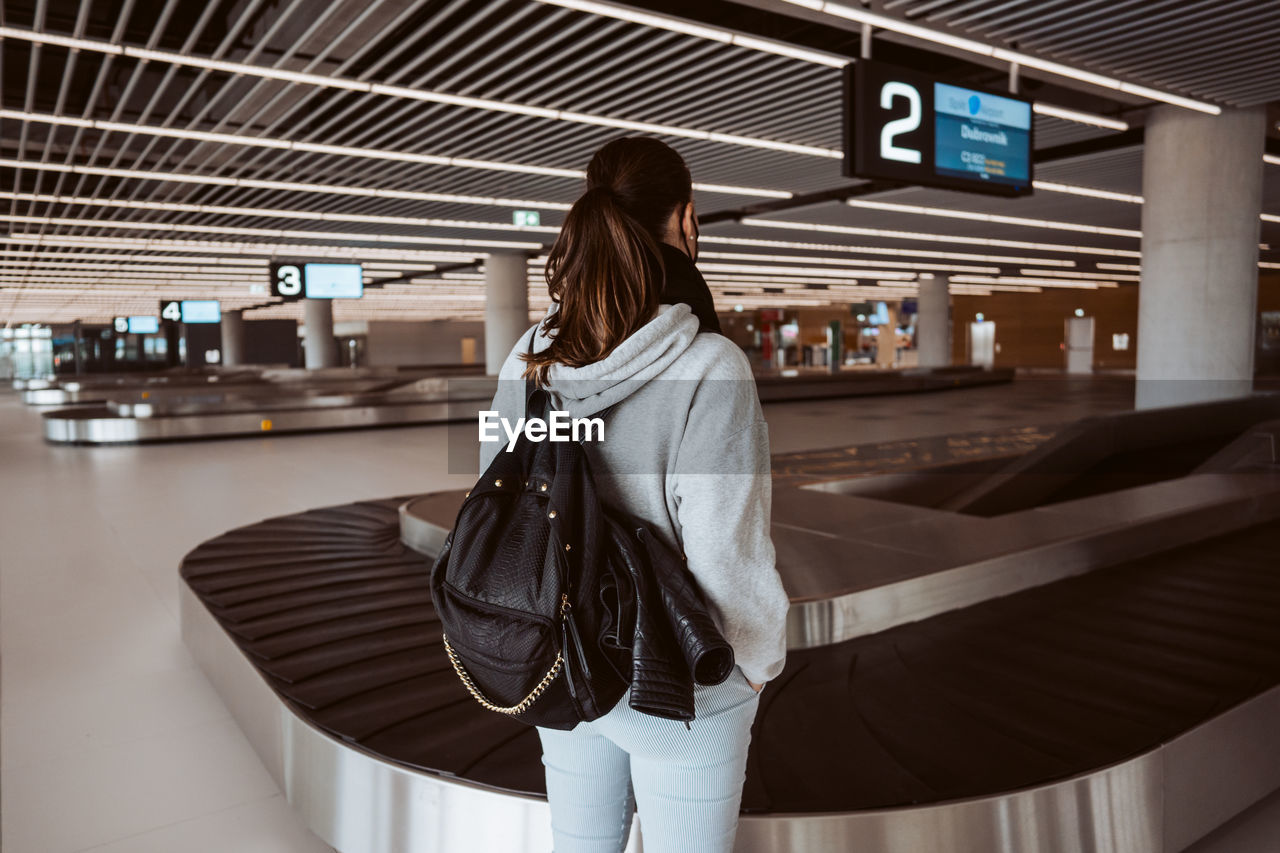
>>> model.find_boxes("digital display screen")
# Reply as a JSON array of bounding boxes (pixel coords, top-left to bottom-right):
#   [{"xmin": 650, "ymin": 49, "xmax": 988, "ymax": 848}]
[
  {"xmin": 304, "ymin": 263, "xmax": 363, "ymax": 299},
  {"xmin": 844, "ymin": 60, "xmax": 1033, "ymax": 197},
  {"xmin": 128, "ymin": 316, "xmax": 159, "ymax": 334},
  {"xmin": 933, "ymin": 83, "xmax": 1031, "ymax": 189},
  {"xmin": 181, "ymin": 300, "xmax": 221, "ymax": 323}
]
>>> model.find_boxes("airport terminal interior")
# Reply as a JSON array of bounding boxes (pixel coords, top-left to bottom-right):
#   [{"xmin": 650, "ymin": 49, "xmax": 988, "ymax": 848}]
[{"xmin": 2, "ymin": 0, "xmax": 1280, "ymax": 851}]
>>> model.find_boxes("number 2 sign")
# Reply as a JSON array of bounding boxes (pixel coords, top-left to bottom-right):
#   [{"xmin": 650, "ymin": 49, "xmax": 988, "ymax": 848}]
[
  {"xmin": 843, "ymin": 59, "xmax": 1033, "ymax": 197},
  {"xmin": 845, "ymin": 60, "xmax": 934, "ymax": 186}
]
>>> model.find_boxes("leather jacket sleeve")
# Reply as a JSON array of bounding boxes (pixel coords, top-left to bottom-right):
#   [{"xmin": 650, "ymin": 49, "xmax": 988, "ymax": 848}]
[{"xmin": 610, "ymin": 516, "xmax": 734, "ymax": 722}]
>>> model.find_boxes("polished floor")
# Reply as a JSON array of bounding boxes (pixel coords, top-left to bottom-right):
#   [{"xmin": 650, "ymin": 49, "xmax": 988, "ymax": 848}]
[{"xmin": 1, "ymin": 376, "xmax": 1277, "ymax": 852}]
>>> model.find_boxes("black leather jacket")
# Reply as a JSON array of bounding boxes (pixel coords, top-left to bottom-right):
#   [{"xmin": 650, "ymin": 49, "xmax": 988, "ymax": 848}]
[{"xmin": 599, "ymin": 513, "xmax": 735, "ymax": 722}]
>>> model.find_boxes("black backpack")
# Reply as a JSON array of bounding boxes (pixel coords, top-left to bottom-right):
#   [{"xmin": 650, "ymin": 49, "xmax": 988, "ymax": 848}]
[{"xmin": 429, "ymin": 341, "xmax": 733, "ymax": 730}]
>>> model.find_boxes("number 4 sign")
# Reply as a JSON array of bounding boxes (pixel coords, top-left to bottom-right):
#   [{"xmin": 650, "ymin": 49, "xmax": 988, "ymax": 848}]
[{"xmin": 160, "ymin": 301, "xmax": 183, "ymax": 322}]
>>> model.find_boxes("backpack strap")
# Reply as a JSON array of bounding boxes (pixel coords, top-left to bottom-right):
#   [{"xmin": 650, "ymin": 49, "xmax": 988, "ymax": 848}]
[
  {"xmin": 523, "ymin": 325, "xmax": 621, "ymax": 421},
  {"xmin": 525, "ymin": 326, "xmax": 549, "ymax": 419}
]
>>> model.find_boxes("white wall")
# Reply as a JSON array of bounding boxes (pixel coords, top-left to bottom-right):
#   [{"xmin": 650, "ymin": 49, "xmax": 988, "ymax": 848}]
[{"xmin": 363, "ymin": 320, "xmax": 485, "ymax": 367}]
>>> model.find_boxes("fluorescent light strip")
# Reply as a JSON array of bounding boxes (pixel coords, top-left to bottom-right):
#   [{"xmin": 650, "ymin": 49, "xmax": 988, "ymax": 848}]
[
  {"xmin": 1097, "ymin": 262, "xmax": 1142, "ymax": 271},
  {"xmin": 692, "ymin": 183, "xmax": 791, "ymax": 199},
  {"xmin": 0, "ymin": 158, "xmax": 572, "ymax": 212},
  {"xmin": 1032, "ymin": 181, "xmax": 1279, "ymax": 226},
  {"xmin": 702, "ymin": 275, "xmax": 907, "ymax": 287},
  {"xmin": 534, "ymin": 0, "xmax": 848, "ymax": 67},
  {"xmin": 0, "ymin": 261, "xmax": 267, "ymax": 274},
  {"xmin": 714, "ymin": 296, "xmax": 859, "ymax": 306},
  {"xmin": 0, "ymin": 279, "xmax": 262, "ymax": 288},
  {"xmin": 1030, "ymin": 103, "xmax": 1128, "ymax": 131},
  {"xmin": 530, "ymin": 250, "xmax": 995, "ymax": 275},
  {"xmin": 1266, "ymin": 155, "xmax": 1280, "ymax": 167},
  {"xmin": 536, "ymin": 0, "xmax": 1129, "ymax": 131},
  {"xmin": 0, "ymin": 272, "xmax": 264, "ymax": 281},
  {"xmin": 0, "ymin": 250, "xmax": 273, "ymax": 265},
  {"xmin": 0, "ymin": 26, "xmax": 838, "ymax": 159},
  {"xmin": 1, "ymin": 112, "xmax": 790, "ymax": 199},
  {"xmin": 1018, "ymin": 267, "xmax": 1139, "ymax": 281},
  {"xmin": 2, "ymin": 191, "xmax": 560, "ymax": 235},
  {"xmin": 696, "ymin": 262, "xmax": 915, "ymax": 279},
  {"xmin": 0, "ymin": 235, "xmax": 483, "ymax": 262},
  {"xmin": 0, "ymin": 278, "xmax": 262, "ymax": 287},
  {"xmin": 699, "ymin": 251, "xmax": 997, "ymax": 274},
  {"xmin": 0, "ymin": 215, "xmax": 542, "ymax": 250},
  {"xmin": 776, "ymin": 1, "xmax": 1219, "ymax": 114},
  {"xmin": 741, "ymin": 218, "xmax": 1142, "ymax": 257},
  {"xmin": 1, "ymin": 246, "xmax": 473, "ymax": 265},
  {"xmin": 715, "ymin": 282, "xmax": 914, "ymax": 290},
  {"xmin": 1033, "ymin": 181, "xmax": 1143, "ymax": 204},
  {"xmin": 952, "ymin": 275, "xmax": 1114, "ymax": 289},
  {"xmin": 699, "ymin": 235, "xmax": 1076, "ymax": 267},
  {"xmin": 845, "ymin": 198, "xmax": 1141, "ymax": 238}
]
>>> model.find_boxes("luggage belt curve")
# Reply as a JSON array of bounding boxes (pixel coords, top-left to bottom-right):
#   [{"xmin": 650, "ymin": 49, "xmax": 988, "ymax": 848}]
[
  {"xmin": 42, "ymin": 365, "xmax": 1010, "ymax": 444},
  {"xmin": 180, "ymin": 394, "xmax": 1280, "ymax": 852}
]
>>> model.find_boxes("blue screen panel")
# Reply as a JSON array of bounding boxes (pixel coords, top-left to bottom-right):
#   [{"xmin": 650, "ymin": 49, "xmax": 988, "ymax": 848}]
[
  {"xmin": 127, "ymin": 315, "xmax": 159, "ymax": 334},
  {"xmin": 304, "ymin": 263, "xmax": 363, "ymax": 299},
  {"xmin": 181, "ymin": 300, "xmax": 222, "ymax": 323},
  {"xmin": 934, "ymin": 83, "xmax": 1031, "ymax": 190}
]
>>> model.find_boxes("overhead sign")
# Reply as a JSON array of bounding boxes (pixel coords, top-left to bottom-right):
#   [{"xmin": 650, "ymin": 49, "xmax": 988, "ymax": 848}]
[
  {"xmin": 513, "ymin": 210, "xmax": 541, "ymax": 227},
  {"xmin": 269, "ymin": 262, "xmax": 363, "ymax": 300},
  {"xmin": 270, "ymin": 262, "xmax": 305, "ymax": 300},
  {"xmin": 128, "ymin": 316, "xmax": 159, "ymax": 334},
  {"xmin": 160, "ymin": 300, "xmax": 221, "ymax": 323},
  {"xmin": 843, "ymin": 60, "xmax": 1033, "ymax": 197},
  {"xmin": 304, "ymin": 263, "xmax": 363, "ymax": 299}
]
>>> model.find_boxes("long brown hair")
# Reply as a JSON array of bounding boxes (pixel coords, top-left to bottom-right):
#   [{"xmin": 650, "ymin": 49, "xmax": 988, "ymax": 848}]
[{"xmin": 522, "ymin": 137, "xmax": 692, "ymax": 385}]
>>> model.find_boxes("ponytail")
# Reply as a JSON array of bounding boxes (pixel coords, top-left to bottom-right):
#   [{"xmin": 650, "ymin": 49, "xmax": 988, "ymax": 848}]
[{"xmin": 522, "ymin": 137, "xmax": 693, "ymax": 386}]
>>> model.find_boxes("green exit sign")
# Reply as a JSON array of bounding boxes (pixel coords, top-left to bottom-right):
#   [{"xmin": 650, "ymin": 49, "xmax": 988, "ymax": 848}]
[{"xmin": 513, "ymin": 210, "xmax": 541, "ymax": 227}]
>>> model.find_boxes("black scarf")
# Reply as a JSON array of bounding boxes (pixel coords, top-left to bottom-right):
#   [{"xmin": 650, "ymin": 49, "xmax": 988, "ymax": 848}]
[{"xmin": 658, "ymin": 243, "xmax": 721, "ymax": 334}]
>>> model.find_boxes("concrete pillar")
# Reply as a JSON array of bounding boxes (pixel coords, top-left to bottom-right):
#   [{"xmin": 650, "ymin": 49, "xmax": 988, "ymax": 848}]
[
  {"xmin": 163, "ymin": 320, "xmax": 181, "ymax": 368},
  {"xmin": 875, "ymin": 302, "xmax": 900, "ymax": 369},
  {"xmin": 221, "ymin": 309, "xmax": 245, "ymax": 367},
  {"xmin": 1136, "ymin": 105, "xmax": 1266, "ymax": 409},
  {"xmin": 916, "ymin": 275, "xmax": 951, "ymax": 368},
  {"xmin": 72, "ymin": 320, "xmax": 84, "ymax": 374},
  {"xmin": 484, "ymin": 253, "xmax": 530, "ymax": 375},
  {"xmin": 303, "ymin": 298, "xmax": 337, "ymax": 369}
]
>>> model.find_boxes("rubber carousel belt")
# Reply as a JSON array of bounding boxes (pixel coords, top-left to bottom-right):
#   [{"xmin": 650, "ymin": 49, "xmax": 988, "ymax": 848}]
[{"xmin": 180, "ymin": 498, "xmax": 1280, "ymax": 812}]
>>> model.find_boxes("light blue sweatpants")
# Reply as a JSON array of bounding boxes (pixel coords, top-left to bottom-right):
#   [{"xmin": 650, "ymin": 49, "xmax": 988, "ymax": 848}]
[{"xmin": 536, "ymin": 667, "xmax": 761, "ymax": 853}]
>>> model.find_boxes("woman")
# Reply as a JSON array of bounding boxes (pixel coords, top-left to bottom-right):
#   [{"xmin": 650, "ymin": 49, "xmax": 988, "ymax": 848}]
[{"xmin": 481, "ymin": 137, "xmax": 789, "ymax": 853}]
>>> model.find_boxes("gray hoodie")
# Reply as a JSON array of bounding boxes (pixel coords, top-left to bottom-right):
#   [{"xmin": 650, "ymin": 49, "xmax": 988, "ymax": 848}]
[{"xmin": 480, "ymin": 303, "xmax": 789, "ymax": 684}]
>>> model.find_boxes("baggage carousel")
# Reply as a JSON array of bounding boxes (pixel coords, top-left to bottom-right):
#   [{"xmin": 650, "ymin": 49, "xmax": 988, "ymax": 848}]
[
  {"xmin": 178, "ymin": 393, "xmax": 1280, "ymax": 852},
  {"xmin": 43, "ymin": 365, "xmax": 1011, "ymax": 445},
  {"xmin": 20, "ymin": 366, "xmax": 267, "ymax": 406},
  {"xmin": 11, "ymin": 376, "xmax": 55, "ymax": 392},
  {"xmin": 42, "ymin": 376, "xmax": 497, "ymax": 443},
  {"xmin": 37, "ymin": 366, "xmax": 490, "ymax": 443}
]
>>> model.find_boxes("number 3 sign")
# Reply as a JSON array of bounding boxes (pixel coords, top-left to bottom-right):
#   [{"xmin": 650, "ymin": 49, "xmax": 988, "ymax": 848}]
[{"xmin": 269, "ymin": 263, "xmax": 304, "ymax": 300}]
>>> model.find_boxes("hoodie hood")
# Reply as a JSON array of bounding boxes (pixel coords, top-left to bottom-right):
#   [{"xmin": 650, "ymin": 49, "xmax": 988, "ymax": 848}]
[{"xmin": 531, "ymin": 303, "xmax": 701, "ymax": 417}]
